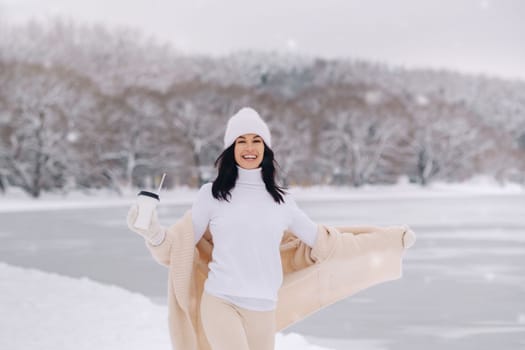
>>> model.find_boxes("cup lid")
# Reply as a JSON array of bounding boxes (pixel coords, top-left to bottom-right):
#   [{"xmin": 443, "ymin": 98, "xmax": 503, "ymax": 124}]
[{"xmin": 138, "ymin": 190, "xmax": 160, "ymax": 200}]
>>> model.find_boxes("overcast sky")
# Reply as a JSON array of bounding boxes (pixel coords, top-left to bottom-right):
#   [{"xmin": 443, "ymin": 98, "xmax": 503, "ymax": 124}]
[{"xmin": 1, "ymin": 0, "xmax": 524, "ymax": 80}]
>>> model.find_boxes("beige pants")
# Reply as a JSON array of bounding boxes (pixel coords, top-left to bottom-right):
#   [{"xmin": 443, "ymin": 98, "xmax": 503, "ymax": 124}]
[{"xmin": 200, "ymin": 290, "xmax": 276, "ymax": 350}]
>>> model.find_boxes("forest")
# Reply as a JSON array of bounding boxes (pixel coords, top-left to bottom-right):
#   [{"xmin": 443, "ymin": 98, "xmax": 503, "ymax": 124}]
[{"xmin": 1, "ymin": 20, "xmax": 524, "ymax": 197}]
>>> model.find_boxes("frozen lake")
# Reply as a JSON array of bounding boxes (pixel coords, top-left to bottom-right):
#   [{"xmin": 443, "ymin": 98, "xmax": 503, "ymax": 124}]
[{"xmin": 1, "ymin": 193, "xmax": 524, "ymax": 350}]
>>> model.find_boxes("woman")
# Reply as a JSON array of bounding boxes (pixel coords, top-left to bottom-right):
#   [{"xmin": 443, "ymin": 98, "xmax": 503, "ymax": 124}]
[{"xmin": 127, "ymin": 107, "xmax": 416, "ymax": 350}]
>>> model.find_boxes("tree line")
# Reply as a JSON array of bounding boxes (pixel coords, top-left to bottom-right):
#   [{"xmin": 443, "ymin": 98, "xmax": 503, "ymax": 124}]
[{"xmin": 0, "ymin": 19, "xmax": 524, "ymax": 197}]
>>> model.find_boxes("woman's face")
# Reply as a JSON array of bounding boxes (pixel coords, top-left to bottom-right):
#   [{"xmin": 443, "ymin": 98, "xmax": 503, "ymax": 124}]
[{"xmin": 234, "ymin": 133, "xmax": 265, "ymax": 169}]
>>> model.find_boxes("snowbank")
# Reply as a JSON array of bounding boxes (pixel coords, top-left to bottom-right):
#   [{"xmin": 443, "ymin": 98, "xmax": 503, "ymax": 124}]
[
  {"xmin": 289, "ymin": 175, "xmax": 524, "ymax": 200},
  {"xmin": 0, "ymin": 262, "xmax": 331, "ymax": 350},
  {"xmin": 0, "ymin": 175, "xmax": 522, "ymax": 213}
]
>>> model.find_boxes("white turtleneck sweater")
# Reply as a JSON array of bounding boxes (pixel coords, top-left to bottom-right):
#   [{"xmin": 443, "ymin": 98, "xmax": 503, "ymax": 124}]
[{"xmin": 191, "ymin": 165, "xmax": 318, "ymax": 311}]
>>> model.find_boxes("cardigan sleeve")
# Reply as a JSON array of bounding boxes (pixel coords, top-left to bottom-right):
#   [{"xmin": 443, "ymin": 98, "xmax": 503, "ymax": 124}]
[
  {"xmin": 144, "ymin": 210, "xmax": 194, "ymax": 267},
  {"xmin": 144, "ymin": 229, "xmax": 173, "ymax": 267}
]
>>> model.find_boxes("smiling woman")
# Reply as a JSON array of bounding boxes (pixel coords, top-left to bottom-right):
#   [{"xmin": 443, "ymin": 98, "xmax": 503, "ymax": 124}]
[
  {"xmin": 126, "ymin": 106, "xmax": 416, "ymax": 350},
  {"xmin": 127, "ymin": 106, "xmax": 319, "ymax": 349},
  {"xmin": 187, "ymin": 107, "xmax": 322, "ymax": 349}
]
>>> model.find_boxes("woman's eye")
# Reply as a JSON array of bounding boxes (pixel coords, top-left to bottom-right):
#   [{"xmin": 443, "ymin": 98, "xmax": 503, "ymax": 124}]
[{"xmin": 254, "ymin": 139, "xmax": 261, "ymax": 143}]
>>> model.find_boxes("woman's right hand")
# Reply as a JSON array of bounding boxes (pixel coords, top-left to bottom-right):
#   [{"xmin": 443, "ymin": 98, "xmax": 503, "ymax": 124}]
[{"xmin": 126, "ymin": 204, "xmax": 166, "ymax": 246}]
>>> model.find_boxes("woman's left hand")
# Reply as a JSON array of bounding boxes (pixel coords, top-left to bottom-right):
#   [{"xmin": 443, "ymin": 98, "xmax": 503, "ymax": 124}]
[{"xmin": 401, "ymin": 225, "xmax": 416, "ymax": 249}]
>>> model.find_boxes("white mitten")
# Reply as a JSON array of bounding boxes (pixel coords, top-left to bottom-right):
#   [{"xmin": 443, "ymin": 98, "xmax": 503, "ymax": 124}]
[
  {"xmin": 401, "ymin": 225, "xmax": 416, "ymax": 249},
  {"xmin": 126, "ymin": 204, "xmax": 166, "ymax": 246}
]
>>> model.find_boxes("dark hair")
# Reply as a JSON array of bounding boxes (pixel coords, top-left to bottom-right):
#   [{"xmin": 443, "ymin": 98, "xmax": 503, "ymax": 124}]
[{"xmin": 211, "ymin": 142, "xmax": 287, "ymax": 204}]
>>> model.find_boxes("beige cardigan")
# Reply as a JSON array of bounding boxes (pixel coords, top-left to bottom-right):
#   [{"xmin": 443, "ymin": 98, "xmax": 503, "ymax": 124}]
[{"xmin": 145, "ymin": 209, "xmax": 408, "ymax": 350}]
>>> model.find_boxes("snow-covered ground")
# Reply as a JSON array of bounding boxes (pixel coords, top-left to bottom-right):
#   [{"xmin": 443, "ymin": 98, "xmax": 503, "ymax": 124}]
[
  {"xmin": 0, "ymin": 262, "xmax": 330, "ymax": 350},
  {"xmin": 1, "ymin": 176, "xmax": 524, "ymax": 350}
]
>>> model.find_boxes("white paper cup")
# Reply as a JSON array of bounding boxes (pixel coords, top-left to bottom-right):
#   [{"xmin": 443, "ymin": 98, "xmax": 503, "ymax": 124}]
[{"xmin": 134, "ymin": 190, "xmax": 160, "ymax": 230}]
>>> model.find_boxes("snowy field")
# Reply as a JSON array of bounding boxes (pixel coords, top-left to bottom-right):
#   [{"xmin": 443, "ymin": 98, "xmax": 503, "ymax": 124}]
[{"xmin": 1, "ymin": 177, "xmax": 524, "ymax": 350}]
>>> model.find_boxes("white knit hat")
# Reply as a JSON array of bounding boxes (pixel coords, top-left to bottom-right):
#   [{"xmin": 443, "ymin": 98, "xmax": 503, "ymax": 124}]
[{"xmin": 223, "ymin": 107, "xmax": 272, "ymax": 149}]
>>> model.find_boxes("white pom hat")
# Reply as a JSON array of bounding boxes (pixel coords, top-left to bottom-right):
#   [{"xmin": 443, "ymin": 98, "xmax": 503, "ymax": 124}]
[{"xmin": 223, "ymin": 107, "xmax": 272, "ymax": 149}]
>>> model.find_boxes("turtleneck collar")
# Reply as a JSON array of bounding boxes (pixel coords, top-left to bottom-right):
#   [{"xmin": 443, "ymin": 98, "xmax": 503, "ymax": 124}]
[{"xmin": 236, "ymin": 165, "xmax": 264, "ymax": 186}]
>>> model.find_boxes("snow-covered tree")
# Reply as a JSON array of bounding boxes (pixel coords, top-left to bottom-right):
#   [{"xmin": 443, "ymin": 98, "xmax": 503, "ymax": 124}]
[
  {"xmin": 162, "ymin": 82, "xmax": 245, "ymax": 186},
  {"xmin": 318, "ymin": 89, "xmax": 404, "ymax": 187},
  {"xmin": 405, "ymin": 96, "xmax": 496, "ymax": 185},
  {"xmin": 89, "ymin": 87, "xmax": 176, "ymax": 190},
  {"xmin": 0, "ymin": 62, "xmax": 93, "ymax": 197}
]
